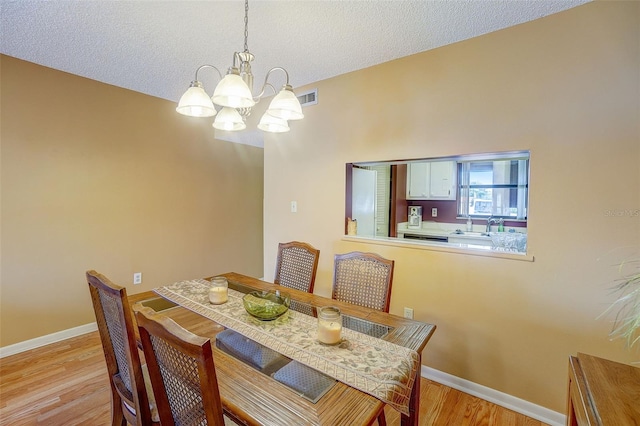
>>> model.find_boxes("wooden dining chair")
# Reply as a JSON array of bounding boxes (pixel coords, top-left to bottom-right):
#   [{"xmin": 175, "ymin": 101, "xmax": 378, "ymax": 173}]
[
  {"xmin": 332, "ymin": 251, "xmax": 395, "ymax": 312},
  {"xmin": 86, "ymin": 270, "xmax": 159, "ymax": 426},
  {"xmin": 135, "ymin": 308, "xmax": 233, "ymax": 426},
  {"xmin": 274, "ymin": 241, "xmax": 320, "ymax": 293},
  {"xmin": 332, "ymin": 252, "xmax": 394, "ymax": 425}
]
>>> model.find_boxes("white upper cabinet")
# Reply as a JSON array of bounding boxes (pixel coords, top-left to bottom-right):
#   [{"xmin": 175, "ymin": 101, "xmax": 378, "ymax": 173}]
[
  {"xmin": 429, "ymin": 161, "xmax": 456, "ymax": 199},
  {"xmin": 407, "ymin": 162, "xmax": 430, "ymax": 199},
  {"xmin": 407, "ymin": 161, "xmax": 457, "ymax": 200}
]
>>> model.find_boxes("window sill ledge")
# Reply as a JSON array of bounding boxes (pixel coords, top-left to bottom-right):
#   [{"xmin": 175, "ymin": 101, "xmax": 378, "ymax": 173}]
[{"xmin": 342, "ymin": 236, "xmax": 534, "ymax": 262}]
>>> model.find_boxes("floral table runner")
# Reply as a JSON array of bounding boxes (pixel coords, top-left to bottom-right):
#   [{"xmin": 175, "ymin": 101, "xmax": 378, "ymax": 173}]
[{"xmin": 154, "ymin": 279, "xmax": 419, "ymax": 415}]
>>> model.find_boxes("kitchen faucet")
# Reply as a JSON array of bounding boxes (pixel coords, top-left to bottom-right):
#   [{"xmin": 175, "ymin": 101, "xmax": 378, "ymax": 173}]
[{"xmin": 486, "ymin": 216, "xmax": 498, "ymax": 233}]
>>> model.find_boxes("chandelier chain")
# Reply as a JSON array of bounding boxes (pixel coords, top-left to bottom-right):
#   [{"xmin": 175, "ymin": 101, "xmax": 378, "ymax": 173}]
[{"xmin": 244, "ymin": 0, "xmax": 249, "ymax": 53}]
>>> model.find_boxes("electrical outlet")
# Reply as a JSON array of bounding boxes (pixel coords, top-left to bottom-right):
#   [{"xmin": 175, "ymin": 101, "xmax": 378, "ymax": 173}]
[
  {"xmin": 431, "ymin": 207, "xmax": 438, "ymax": 217},
  {"xmin": 403, "ymin": 307, "xmax": 414, "ymax": 319},
  {"xmin": 290, "ymin": 201, "xmax": 297, "ymax": 213},
  {"xmin": 133, "ymin": 272, "xmax": 142, "ymax": 285}
]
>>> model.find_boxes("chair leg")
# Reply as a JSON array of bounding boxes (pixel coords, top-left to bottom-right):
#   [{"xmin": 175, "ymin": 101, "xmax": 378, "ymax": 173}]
[
  {"xmin": 109, "ymin": 395, "xmax": 126, "ymax": 426},
  {"xmin": 106, "ymin": 383, "xmax": 128, "ymax": 426},
  {"xmin": 377, "ymin": 410, "xmax": 387, "ymax": 426}
]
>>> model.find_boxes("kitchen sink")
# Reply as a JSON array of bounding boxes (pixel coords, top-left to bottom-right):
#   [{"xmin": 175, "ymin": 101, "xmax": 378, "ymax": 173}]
[
  {"xmin": 450, "ymin": 231, "xmax": 491, "ymax": 237},
  {"xmin": 450, "ymin": 230, "xmax": 527, "ymax": 252}
]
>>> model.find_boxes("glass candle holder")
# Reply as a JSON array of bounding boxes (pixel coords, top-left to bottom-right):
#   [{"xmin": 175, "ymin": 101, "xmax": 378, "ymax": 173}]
[
  {"xmin": 209, "ymin": 276, "xmax": 228, "ymax": 304},
  {"xmin": 317, "ymin": 306, "xmax": 342, "ymax": 345}
]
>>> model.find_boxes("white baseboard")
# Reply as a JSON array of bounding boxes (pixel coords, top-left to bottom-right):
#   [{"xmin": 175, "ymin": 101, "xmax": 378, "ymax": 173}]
[
  {"xmin": 422, "ymin": 366, "xmax": 565, "ymax": 426},
  {"xmin": 0, "ymin": 322, "xmax": 98, "ymax": 359}
]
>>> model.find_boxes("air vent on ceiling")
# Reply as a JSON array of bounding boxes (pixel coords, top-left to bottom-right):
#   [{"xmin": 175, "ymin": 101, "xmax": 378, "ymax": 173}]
[{"xmin": 296, "ymin": 89, "xmax": 318, "ymax": 107}]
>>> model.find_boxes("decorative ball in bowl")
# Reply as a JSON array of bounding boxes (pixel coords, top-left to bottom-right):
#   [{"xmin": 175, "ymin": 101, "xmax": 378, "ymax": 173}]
[{"xmin": 242, "ymin": 290, "xmax": 290, "ymax": 320}]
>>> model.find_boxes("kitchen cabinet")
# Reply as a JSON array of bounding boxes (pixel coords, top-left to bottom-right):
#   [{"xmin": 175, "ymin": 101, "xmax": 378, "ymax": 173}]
[{"xmin": 406, "ymin": 161, "xmax": 457, "ymax": 200}]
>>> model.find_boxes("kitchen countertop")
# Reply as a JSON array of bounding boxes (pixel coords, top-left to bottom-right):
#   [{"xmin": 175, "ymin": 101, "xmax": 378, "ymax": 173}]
[
  {"xmin": 398, "ymin": 222, "xmax": 455, "ymax": 237},
  {"xmin": 397, "ymin": 221, "xmax": 526, "ymax": 236},
  {"xmin": 343, "ymin": 233, "xmax": 533, "ymax": 262},
  {"xmin": 396, "ymin": 221, "xmax": 528, "ymax": 252}
]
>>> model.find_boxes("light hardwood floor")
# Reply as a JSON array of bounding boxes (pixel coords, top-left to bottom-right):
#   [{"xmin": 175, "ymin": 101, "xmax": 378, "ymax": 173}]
[{"xmin": 0, "ymin": 331, "xmax": 547, "ymax": 426}]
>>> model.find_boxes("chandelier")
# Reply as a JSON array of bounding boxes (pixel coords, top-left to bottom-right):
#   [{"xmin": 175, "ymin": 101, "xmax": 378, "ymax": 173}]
[{"xmin": 176, "ymin": 0, "xmax": 304, "ymax": 133}]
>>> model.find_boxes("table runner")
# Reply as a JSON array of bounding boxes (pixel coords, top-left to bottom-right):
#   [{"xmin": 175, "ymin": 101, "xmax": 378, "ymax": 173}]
[{"xmin": 154, "ymin": 279, "xmax": 419, "ymax": 415}]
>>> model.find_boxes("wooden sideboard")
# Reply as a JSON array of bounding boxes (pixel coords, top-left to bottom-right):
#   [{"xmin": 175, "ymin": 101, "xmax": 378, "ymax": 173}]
[{"xmin": 566, "ymin": 353, "xmax": 640, "ymax": 425}]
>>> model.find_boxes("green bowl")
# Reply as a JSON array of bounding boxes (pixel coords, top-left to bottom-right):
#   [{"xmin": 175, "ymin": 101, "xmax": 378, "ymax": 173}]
[{"xmin": 242, "ymin": 290, "xmax": 290, "ymax": 320}]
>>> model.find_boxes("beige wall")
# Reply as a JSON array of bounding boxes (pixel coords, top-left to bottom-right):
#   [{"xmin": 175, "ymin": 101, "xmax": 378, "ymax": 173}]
[
  {"xmin": 263, "ymin": 1, "xmax": 639, "ymax": 413},
  {"xmin": 1, "ymin": 55, "xmax": 264, "ymax": 347}
]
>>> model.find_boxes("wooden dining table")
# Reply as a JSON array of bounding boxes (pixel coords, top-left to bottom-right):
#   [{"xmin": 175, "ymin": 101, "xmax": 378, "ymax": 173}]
[{"xmin": 128, "ymin": 272, "xmax": 436, "ymax": 426}]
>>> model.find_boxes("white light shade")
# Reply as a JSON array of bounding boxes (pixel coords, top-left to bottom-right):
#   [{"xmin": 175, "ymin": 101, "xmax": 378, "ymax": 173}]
[
  {"xmin": 176, "ymin": 84, "xmax": 216, "ymax": 117},
  {"xmin": 258, "ymin": 113, "xmax": 290, "ymax": 133},
  {"xmin": 213, "ymin": 107, "xmax": 246, "ymax": 131},
  {"xmin": 212, "ymin": 73, "xmax": 255, "ymax": 108},
  {"xmin": 266, "ymin": 85, "xmax": 304, "ymax": 120}
]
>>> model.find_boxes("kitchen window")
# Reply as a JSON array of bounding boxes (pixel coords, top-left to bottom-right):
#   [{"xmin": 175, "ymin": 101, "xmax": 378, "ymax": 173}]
[{"xmin": 457, "ymin": 152, "xmax": 529, "ymax": 220}]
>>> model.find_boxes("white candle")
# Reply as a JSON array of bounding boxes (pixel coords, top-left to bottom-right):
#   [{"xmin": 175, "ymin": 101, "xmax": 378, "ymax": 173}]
[
  {"xmin": 209, "ymin": 286, "xmax": 228, "ymax": 304},
  {"xmin": 318, "ymin": 321, "xmax": 342, "ymax": 345}
]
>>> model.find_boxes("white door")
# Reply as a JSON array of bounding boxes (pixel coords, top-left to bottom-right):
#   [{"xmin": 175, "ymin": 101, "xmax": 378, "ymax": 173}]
[{"xmin": 352, "ymin": 168, "xmax": 376, "ymax": 237}]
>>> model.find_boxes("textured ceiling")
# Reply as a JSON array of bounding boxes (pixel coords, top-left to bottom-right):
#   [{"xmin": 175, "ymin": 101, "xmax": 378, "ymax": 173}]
[{"xmin": 1, "ymin": 0, "xmax": 590, "ymax": 146}]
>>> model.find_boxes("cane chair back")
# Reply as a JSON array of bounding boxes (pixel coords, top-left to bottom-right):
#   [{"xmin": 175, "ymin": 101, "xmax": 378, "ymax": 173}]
[
  {"xmin": 331, "ymin": 253, "xmax": 394, "ymax": 425},
  {"xmin": 274, "ymin": 241, "xmax": 320, "ymax": 293},
  {"xmin": 332, "ymin": 251, "xmax": 395, "ymax": 312},
  {"xmin": 135, "ymin": 308, "xmax": 227, "ymax": 426},
  {"xmin": 86, "ymin": 270, "xmax": 158, "ymax": 426}
]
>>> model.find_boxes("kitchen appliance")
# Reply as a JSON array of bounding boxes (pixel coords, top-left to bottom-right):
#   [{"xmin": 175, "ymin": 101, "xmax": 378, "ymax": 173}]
[{"xmin": 408, "ymin": 206, "xmax": 422, "ymax": 229}]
